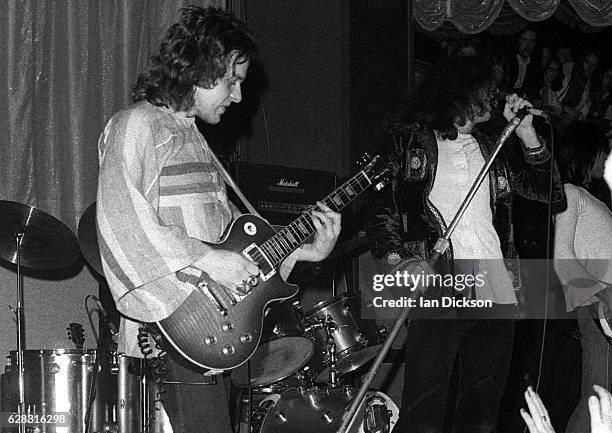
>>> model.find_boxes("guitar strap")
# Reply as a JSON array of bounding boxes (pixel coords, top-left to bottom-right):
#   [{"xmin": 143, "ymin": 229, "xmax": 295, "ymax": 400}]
[{"xmin": 207, "ymin": 148, "xmax": 263, "ymax": 218}]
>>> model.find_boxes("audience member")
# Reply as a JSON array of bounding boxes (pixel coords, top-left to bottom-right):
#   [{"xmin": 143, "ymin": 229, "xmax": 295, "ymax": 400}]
[
  {"xmin": 589, "ymin": 65, "xmax": 612, "ymax": 137},
  {"xmin": 521, "ymin": 386, "xmax": 556, "ymax": 433},
  {"xmin": 560, "ymin": 121, "xmax": 611, "ymax": 208},
  {"xmin": 540, "ymin": 46, "xmax": 553, "ymax": 71},
  {"xmin": 560, "ymin": 50, "xmax": 601, "ymax": 124},
  {"xmin": 556, "ymin": 45, "xmax": 576, "ymax": 102},
  {"xmin": 507, "ymin": 27, "xmax": 542, "ymax": 100},
  {"xmin": 590, "ymin": 385, "xmax": 612, "ymax": 433},
  {"xmin": 538, "ymin": 58, "xmax": 564, "ymax": 118},
  {"xmin": 521, "ymin": 385, "xmax": 612, "ymax": 433},
  {"xmin": 554, "ymin": 120, "xmax": 612, "ymax": 433}
]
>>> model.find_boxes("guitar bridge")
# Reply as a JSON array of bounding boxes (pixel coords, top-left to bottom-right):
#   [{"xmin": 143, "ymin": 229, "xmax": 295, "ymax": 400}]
[
  {"xmin": 197, "ymin": 281, "xmax": 227, "ymax": 316},
  {"xmin": 243, "ymin": 244, "xmax": 276, "ymax": 280}
]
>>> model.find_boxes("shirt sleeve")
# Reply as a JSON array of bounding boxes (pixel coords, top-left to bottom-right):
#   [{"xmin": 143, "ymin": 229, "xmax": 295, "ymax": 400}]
[
  {"xmin": 96, "ymin": 109, "xmax": 211, "ymax": 320},
  {"xmin": 554, "ymin": 185, "xmax": 608, "ymax": 311}
]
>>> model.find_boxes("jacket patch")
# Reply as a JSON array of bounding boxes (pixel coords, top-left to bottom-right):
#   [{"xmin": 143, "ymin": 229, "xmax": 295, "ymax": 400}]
[{"xmin": 405, "ymin": 149, "xmax": 427, "ymax": 181}]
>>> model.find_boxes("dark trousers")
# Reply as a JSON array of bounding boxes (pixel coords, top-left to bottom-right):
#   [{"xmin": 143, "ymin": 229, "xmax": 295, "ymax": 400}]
[
  {"xmin": 393, "ymin": 312, "xmax": 515, "ymax": 433},
  {"xmin": 160, "ymin": 354, "xmax": 232, "ymax": 433}
]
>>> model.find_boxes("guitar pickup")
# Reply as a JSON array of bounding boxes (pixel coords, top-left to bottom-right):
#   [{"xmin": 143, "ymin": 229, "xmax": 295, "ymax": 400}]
[
  {"xmin": 243, "ymin": 244, "xmax": 276, "ymax": 281},
  {"xmin": 197, "ymin": 281, "xmax": 227, "ymax": 316}
]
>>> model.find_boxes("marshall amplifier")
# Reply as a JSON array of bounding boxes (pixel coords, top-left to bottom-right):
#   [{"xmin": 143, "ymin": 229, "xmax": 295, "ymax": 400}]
[{"xmin": 230, "ymin": 162, "xmax": 337, "ymax": 226}]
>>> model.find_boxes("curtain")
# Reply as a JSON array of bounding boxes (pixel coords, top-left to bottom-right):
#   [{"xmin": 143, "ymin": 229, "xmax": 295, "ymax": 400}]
[
  {"xmin": 414, "ymin": 0, "xmax": 612, "ymax": 34},
  {"xmin": 0, "ymin": 0, "xmax": 222, "ymax": 233},
  {"xmin": 567, "ymin": 0, "xmax": 612, "ymax": 27}
]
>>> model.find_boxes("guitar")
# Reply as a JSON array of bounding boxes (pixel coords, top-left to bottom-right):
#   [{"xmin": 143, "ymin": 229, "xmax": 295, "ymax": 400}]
[
  {"xmin": 67, "ymin": 322, "xmax": 85, "ymax": 350},
  {"xmin": 155, "ymin": 153, "xmax": 389, "ymax": 371}
]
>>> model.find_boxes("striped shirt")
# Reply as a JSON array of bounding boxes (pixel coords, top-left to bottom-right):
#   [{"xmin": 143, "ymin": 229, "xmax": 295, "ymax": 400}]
[{"xmin": 97, "ymin": 101, "xmax": 235, "ymax": 355}]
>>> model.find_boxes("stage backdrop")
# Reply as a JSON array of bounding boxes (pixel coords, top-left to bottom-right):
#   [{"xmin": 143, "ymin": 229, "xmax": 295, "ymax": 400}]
[{"xmin": 0, "ymin": 0, "xmax": 221, "ymax": 368}]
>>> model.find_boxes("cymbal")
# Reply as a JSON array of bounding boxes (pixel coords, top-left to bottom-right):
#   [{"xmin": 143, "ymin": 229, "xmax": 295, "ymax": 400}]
[
  {"xmin": 77, "ymin": 202, "xmax": 103, "ymax": 276},
  {"xmin": 0, "ymin": 200, "xmax": 81, "ymax": 270}
]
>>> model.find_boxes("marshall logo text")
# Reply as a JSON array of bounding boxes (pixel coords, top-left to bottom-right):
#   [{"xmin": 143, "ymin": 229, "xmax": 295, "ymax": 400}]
[{"xmin": 277, "ymin": 179, "xmax": 300, "ymax": 188}]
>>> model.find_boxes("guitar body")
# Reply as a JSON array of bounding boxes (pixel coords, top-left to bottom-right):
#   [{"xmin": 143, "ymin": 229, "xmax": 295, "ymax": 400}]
[{"xmin": 157, "ymin": 214, "xmax": 298, "ymax": 371}]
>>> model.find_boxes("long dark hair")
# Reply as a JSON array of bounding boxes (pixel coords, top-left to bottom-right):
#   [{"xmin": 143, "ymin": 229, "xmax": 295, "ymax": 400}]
[
  {"xmin": 558, "ymin": 120, "xmax": 609, "ymax": 187},
  {"xmin": 396, "ymin": 56, "xmax": 496, "ymax": 140},
  {"xmin": 132, "ymin": 6, "xmax": 256, "ymax": 111}
]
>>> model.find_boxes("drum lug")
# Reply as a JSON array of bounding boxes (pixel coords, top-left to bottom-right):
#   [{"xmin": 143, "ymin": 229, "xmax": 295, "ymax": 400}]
[
  {"xmin": 321, "ymin": 410, "xmax": 334, "ymax": 423},
  {"xmin": 275, "ymin": 410, "xmax": 288, "ymax": 423},
  {"xmin": 378, "ymin": 324, "xmax": 388, "ymax": 339},
  {"xmin": 306, "ymin": 389, "xmax": 320, "ymax": 406}
]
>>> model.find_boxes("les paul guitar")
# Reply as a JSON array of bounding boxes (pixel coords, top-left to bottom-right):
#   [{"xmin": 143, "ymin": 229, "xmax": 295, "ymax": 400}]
[{"xmin": 155, "ymin": 153, "xmax": 389, "ymax": 371}]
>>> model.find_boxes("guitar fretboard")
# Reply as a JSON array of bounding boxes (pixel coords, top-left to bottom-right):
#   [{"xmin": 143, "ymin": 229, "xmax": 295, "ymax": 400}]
[{"xmin": 258, "ymin": 170, "xmax": 373, "ymax": 267}]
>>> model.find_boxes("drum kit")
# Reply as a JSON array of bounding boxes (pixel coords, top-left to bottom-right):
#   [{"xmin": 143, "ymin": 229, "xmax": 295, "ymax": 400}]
[
  {"xmin": 230, "ymin": 293, "xmax": 398, "ymax": 433},
  {"xmin": 0, "ymin": 201, "xmax": 168, "ymax": 433},
  {"xmin": 0, "ymin": 199, "xmax": 400, "ymax": 433}
]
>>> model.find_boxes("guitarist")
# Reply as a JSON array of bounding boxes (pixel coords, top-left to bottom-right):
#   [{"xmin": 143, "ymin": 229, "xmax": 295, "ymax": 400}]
[{"xmin": 96, "ymin": 7, "xmax": 340, "ymax": 433}]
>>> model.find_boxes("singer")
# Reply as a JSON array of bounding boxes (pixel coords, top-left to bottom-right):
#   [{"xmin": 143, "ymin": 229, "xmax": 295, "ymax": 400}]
[{"xmin": 367, "ymin": 55, "xmax": 566, "ymax": 433}]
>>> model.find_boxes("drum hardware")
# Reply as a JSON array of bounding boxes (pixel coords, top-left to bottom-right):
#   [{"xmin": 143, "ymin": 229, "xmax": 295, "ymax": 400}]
[
  {"xmin": 116, "ymin": 355, "xmax": 148, "ymax": 433},
  {"xmin": 0, "ymin": 200, "xmax": 81, "ymax": 433},
  {"xmin": 84, "ymin": 309, "xmax": 118, "ymax": 433},
  {"xmin": 241, "ymin": 385, "xmax": 398, "ymax": 433},
  {"xmin": 304, "ymin": 294, "xmax": 382, "ymax": 384},
  {"xmin": 328, "ymin": 341, "xmax": 339, "ymax": 387},
  {"xmin": 363, "ymin": 395, "xmax": 391, "ymax": 433},
  {"xmin": 0, "ymin": 349, "xmax": 175, "ymax": 433}
]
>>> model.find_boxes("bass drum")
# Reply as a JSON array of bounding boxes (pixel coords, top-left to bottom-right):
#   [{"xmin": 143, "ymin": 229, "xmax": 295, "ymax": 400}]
[{"xmin": 257, "ymin": 387, "xmax": 398, "ymax": 433}]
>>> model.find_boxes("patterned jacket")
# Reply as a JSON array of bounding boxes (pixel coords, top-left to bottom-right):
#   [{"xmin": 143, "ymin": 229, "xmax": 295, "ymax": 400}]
[{"xmin": 367, "ymin": 122, "xmax": 566, "ymax": 281}]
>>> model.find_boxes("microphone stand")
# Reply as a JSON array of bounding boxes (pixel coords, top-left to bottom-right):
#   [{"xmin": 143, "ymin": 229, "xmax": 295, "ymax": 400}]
[{"xmin": 336, "ymin": 108, "xmax": 533, "ymax": 433}]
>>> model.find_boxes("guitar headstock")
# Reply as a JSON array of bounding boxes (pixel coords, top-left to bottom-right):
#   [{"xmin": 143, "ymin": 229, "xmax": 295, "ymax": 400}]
[
  {"xmin": 356, "ymin": 152, "xmax": 391, "ymax": 191},
  {"xmin": 67, "ymin": 322, "xmax": 85, "ymax": 350}
]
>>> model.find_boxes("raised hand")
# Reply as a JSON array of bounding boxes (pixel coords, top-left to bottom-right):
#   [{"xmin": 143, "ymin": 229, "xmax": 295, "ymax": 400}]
[
  {"xmin": 520, "ymin": 386, "xmax": 556, "ymax": 433},
  {"xmin": 590, "ymin": 384, "xmax": 612, "ymax": 433}
]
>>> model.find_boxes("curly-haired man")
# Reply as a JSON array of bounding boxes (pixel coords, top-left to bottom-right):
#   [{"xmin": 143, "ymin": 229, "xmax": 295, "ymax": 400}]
[{"xmin": 96, "ymin": 6, "xmax": 340, "ymax": 432}]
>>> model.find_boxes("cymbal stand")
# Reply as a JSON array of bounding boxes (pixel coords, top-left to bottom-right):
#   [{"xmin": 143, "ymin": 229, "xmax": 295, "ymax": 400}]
[
  {"xmin": 336, "ymin": 111, "xmax": 530, "ymax": 433},
  {"xmin": 15, "ymin": 230, "xmax": 26, "ymax": 433}
]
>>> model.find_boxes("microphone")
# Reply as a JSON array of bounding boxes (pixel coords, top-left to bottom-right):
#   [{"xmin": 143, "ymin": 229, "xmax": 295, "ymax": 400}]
[
  {"xmin": 514, "ymin": 106, "xmax": 548, "ymax": 119},
  {"xmin": 498, "ymin": 106, "xmax": 549, "ymax": 144},
  {"xmin": 92, "ymin": 296, "xmax": 119, "ymax": 339}
]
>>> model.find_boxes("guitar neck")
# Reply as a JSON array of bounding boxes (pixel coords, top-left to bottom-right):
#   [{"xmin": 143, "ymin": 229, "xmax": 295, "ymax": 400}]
[{"xmin": 261, "ymin": 170, "xmax": 373, "ymax": 267}]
